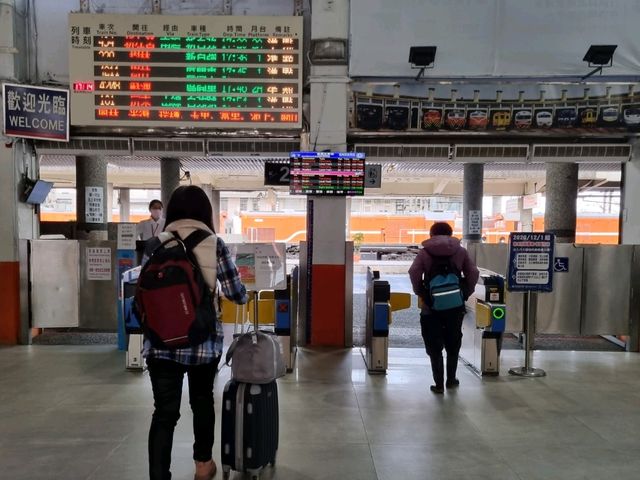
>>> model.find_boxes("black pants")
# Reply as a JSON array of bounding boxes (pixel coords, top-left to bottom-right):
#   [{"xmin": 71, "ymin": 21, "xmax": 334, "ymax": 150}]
[
  {"xmin": 147, "ymin": 356, "xmax": 221, "ymax": 480},
  {"xmin": 420, "ymin": 311, "xmax": 464, "ymax": 387}
]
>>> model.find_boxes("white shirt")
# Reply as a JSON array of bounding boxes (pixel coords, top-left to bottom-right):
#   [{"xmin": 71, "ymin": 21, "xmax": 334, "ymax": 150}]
[{"xmin": 137, "ymin": 217, "xmax": 166, "ymax": 240}]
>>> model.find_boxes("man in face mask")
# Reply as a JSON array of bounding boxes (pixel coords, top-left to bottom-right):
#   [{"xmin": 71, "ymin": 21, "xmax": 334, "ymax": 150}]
[{"xmin": 137, "ymin": 199, "xmax": 166, "ymax": 240}]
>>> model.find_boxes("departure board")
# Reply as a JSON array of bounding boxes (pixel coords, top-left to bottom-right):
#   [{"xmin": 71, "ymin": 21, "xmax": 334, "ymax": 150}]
[
  {"xmin": 290, "ymin": 152, "xmax": 366, "ymax": 196},
  {"xmin": 69, "ymin": 14, "xmax": 302, "ymax": 128}
]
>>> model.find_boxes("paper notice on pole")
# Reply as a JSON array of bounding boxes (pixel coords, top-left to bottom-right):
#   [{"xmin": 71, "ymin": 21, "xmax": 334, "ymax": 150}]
[
  {"xmin": 117, "ymin": 223, "xmax": 137, "ymax": 250},
  {"xmin": 85, "ymin": 186, "xmax": 104, "ymax": 224},
  {"xmin": 468, "ymin": 210, "xmax": 482, "ymax": 235},
  {"xmin": 87, "ymin": 247, "xmax": 112, "ymax": 280},
  {"xmin": 254, "ymin": 244, "xmax": 286, "ymax": 290},
  {"xmin": 230, "ymin": 243, "xmax": 287, "ymax": 290}
]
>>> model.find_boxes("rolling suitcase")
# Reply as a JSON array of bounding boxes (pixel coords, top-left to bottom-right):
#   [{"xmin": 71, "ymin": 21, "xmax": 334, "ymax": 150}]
[{"xmin": 220, "ymin": 379, "xmax": 279, "ymax": 480}]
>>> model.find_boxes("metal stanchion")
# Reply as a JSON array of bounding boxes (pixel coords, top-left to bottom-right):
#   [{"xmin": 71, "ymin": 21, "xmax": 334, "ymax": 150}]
[{"xmin": 509, "ymin": 291, "xmax": 546, "ymax": 377}]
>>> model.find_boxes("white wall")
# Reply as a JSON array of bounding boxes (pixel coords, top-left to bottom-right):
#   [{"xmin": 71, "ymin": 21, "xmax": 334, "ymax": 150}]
[{"xmin": 349, "ymin": 0, "xmax": 640, "ymax": 78}]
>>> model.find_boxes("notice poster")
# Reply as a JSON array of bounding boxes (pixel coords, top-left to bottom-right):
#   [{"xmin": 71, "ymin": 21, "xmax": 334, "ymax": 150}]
[
  {"xmin": 87, "ymin": 247, "xmax": 112, "ymax": 280},
  {"xmin": 468, "ymin": 210, "xmax": 482, "ymax": 235},
  {"xmin": 507, "ymin": 232, "xmax": 555, "ymax": 292},
  {"xmin": 85, "ymin": 186, "xmax": 104, "ymax": 224},
  {"xmin": 117, "ymin": 223, "xmax": 137, "ymax": 250},
  {"xmin": 230, "ymin": 243, "xmax": 286, "ymax": 290}
]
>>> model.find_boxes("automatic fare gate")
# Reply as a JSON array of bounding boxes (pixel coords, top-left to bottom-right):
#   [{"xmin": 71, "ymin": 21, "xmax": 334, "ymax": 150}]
[{"xmin": 362, "ymin": 268, "xmax": 412, "ymax": 374}]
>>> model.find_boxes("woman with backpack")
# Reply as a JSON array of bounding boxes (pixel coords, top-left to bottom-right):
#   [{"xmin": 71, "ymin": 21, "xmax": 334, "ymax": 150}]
[
  {"xmin": 408, "ymin": 222, "xmax": 479, "ymax": 394},
  {"xmin": 141, "ymin": 185, "xmax": 248, "ymax": 480}
]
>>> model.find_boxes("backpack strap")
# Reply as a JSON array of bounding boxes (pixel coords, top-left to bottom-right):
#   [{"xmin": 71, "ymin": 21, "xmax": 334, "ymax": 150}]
[
  {"xmin": 175, "ymin": 229, "xmax": 216, "ymax": 294},
  {"xmin": 183, "ymin": 229, "xmax": 212, "ymax": 249},
  {"xmin": 143, "ymin": 236, "xmax": 162, "ymax": 257}
]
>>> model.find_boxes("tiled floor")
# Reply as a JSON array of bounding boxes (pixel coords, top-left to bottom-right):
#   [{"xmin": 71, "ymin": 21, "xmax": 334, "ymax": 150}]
[{"xmin": 2, "ymin": 341, "xmax": 640, "ymax": 479}]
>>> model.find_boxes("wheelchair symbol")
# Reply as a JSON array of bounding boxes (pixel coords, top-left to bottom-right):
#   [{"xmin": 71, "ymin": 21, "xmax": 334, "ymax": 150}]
[{"xmin": 554, "ymin": 257, "xmax": 569, "ymax": 272}]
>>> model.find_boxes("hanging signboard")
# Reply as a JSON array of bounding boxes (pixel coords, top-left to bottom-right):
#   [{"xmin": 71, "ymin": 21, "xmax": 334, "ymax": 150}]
[
  {"xmin": 69, "ymin": 13, "xmax": 302, "ymax": 129},
  {"xmin": 2, "ymin": 83, "xmax": 69, "ymax": 141}
]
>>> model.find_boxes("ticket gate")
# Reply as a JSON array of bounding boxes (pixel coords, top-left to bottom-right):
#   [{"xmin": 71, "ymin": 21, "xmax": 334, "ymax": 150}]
[
  {"xmin": 460, "ymin": 271, "xmax": 507, "ymax": 376},
  {"xmin": 121, "ymin": 266, "xmax": 144, "ymax": 370},
  {"xmin": 362, "ymin": 268, "xmax": 412, "ymax": 374},
  {"xmin": 363, "ymin": 269, "xmax": 391, "ymax": 373}
]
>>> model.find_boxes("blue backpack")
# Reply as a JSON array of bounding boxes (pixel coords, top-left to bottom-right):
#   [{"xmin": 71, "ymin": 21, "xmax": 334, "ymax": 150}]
[{"xmin": 424, "ymin": 255, "xmax": 464, "ymax": 312}]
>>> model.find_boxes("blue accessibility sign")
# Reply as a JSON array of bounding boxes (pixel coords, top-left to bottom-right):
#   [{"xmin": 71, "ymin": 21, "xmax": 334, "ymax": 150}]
[
  {"xmin": 2, "ymin": 83, "xmax": 69, "ymax": 141},
  {"xmin": 553, "ymin": 257, "xmax": 569, "ymax": 272},
  {"xmin": 507, "ymin": 232, "xmax": 555, "ymax": 293}
]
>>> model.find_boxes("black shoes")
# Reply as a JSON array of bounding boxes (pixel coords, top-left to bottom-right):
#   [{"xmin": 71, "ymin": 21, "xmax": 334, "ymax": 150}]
[
  {"xmin": 431, "ymin": 379, "xmax": 459, "ymax": 394},
  {"xmin": 446, "ymin": 378, "xmax": 460, "ymax": 389}
]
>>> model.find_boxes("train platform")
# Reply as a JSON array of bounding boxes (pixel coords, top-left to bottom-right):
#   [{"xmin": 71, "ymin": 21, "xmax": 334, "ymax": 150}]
[{"xmin": 2, "ymin": 342, "xmax": 640, "ymax": 479}]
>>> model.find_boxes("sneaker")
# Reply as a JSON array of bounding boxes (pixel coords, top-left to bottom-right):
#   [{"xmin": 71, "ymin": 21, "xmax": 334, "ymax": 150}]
[
  {"xmin": 446, "ymin": 379, "xmax": 460, "ymax": 389},
  {"xmin": 194, "ymin": 459, "xmax": 217, "ymax": 480},
  {"xmin": 430, "ymin": 385, "xmax": 444, "ymax": 394}
]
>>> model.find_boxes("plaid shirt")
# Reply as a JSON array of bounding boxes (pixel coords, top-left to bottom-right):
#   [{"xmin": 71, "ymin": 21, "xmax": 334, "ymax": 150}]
[{"xmin": 143, "ymin": 237, "xmax": 248, "ymax": 365}]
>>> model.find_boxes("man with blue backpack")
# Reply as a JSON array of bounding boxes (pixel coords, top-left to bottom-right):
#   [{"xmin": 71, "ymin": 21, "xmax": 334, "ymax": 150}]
[{"xmin": 409, "ymin": 222, "xmax": 479, "ymax": 394}]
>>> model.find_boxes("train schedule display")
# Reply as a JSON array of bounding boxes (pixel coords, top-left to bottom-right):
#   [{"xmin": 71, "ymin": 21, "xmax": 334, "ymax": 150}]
[
  {"xmin": 289, "ymin": 152, "xmax": 366, "ymax": 196},
  {"xmin": 69, "ymin": 13, "xmax": 302, "ymax": 129}
]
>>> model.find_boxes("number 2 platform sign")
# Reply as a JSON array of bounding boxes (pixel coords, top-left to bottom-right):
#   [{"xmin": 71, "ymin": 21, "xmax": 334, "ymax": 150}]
[{"xmin": 507, "ymin": 232, "xmax": 555, "ymax": 293}]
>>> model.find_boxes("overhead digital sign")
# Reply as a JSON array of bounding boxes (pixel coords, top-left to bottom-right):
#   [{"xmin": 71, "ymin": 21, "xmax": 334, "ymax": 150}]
[
  {"xmin": 289, "ymin": 152, "xmax": 366, "ymax": 196},
  {"xmin": 69, "ymin": 14, "xmax": 302, "ymax": 129}
]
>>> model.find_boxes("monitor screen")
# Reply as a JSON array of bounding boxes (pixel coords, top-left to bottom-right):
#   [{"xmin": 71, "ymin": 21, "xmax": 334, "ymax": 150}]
[
  {"xmin": 289, "ymin": 151, "xmax": 365, "ymax": 196},
  {"xmin": 24, "ymin": 179, "xmax": 54, "ymax": 204}
]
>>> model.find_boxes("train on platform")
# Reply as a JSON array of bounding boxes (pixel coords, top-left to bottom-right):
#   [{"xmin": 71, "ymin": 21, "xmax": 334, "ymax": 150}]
[{"xmin": 40, "ymin": 211, "xmax": 620, "ymax": 245}]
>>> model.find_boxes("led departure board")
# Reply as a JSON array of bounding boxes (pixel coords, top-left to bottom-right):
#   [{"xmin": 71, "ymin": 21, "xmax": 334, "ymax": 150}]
[
  {"xmin": 69, "ymin": 14, "xmax": 302, "ymax": 128},
  {"xmin": 290, "ymin": 152, "xmax": 366, "ymax": 196}
]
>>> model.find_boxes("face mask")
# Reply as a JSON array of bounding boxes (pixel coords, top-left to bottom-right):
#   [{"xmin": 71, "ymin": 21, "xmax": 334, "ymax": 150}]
[{"xmin": 150, "ymin": 209, "xmax": 162, "ymax": 220}]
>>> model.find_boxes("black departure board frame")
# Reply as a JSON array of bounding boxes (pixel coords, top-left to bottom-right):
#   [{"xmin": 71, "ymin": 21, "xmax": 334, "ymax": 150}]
[
  {"xmin": 69, "ymin": 14, "xmax": 303, "ymax": 128},
  {"xmin": 289, "ymin": 152, "xmax": 366, "ymax": 196}
]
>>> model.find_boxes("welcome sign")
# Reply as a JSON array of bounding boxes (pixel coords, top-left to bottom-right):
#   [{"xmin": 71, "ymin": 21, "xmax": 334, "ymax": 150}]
[{"xmin": 2, "ymin": 83, "xmax": 69, "ymax": 141}]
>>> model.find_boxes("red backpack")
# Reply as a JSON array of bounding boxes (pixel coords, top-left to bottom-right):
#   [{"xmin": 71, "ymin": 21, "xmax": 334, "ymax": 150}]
[{"xmin": 134, "ymin": 229, "xmax": 216, "ymax": 349}]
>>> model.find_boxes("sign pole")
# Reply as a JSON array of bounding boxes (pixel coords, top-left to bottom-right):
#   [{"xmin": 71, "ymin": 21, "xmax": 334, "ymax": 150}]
[
  {"xmin": 509, "ymin": 292, "xmax": 545, "ymax": 377},
  {"xmin": 507, "ymin": 232, "xmax": 553, "ymax": 377}
]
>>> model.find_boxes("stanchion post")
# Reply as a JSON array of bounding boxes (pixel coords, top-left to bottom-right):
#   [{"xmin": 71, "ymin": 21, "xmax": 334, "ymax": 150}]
[{"xmin": 509, "ymin": 291, "xmax": 546, "ymax": 377}]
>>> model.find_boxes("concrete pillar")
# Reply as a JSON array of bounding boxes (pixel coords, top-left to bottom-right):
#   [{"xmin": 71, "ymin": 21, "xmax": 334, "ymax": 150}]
[
  {"xmin": 544, "ymin": 163, "xmax": 578, "ymax": 243},
  {"xmin": 119, "ymin": 188, "xmax": 130, "ymax": 222},
  {"xmin": 0, "ymin": 0, "xmax": 36, "ymax": 345},
  {"xmin": 306, "ymin": 0, "xmax": 350, "ymax": 347},
  {"xmin": 621, "ymin": 140, "xmax": 640, "ymax": 244},
  {"xmin": 463, "ymin": 163, "xmax": 484, "ymax": 243},
  {"xmin": 76, "ymin": 156, "xmax": 108, "ymax": 240},
  {"xmin": 160, "ymin": 158, "xmax": 180, "ymax": 209}
]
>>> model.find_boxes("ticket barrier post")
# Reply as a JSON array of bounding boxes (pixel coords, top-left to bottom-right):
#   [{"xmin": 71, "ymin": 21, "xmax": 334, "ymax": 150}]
[
  {"xmin": 460, "ymin": 273, "xmax": 507, "ymax": 376},
  {"xmin": 121, "ymin": 266, "xmax": 144, "ymax": 371},
  {"xmin": 274, "ymin": 274, "xmax": 296, "ymax": 372},
  {"xmin": 363, "ymin": 269, "xmax": 391, "ymax": 374}
]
